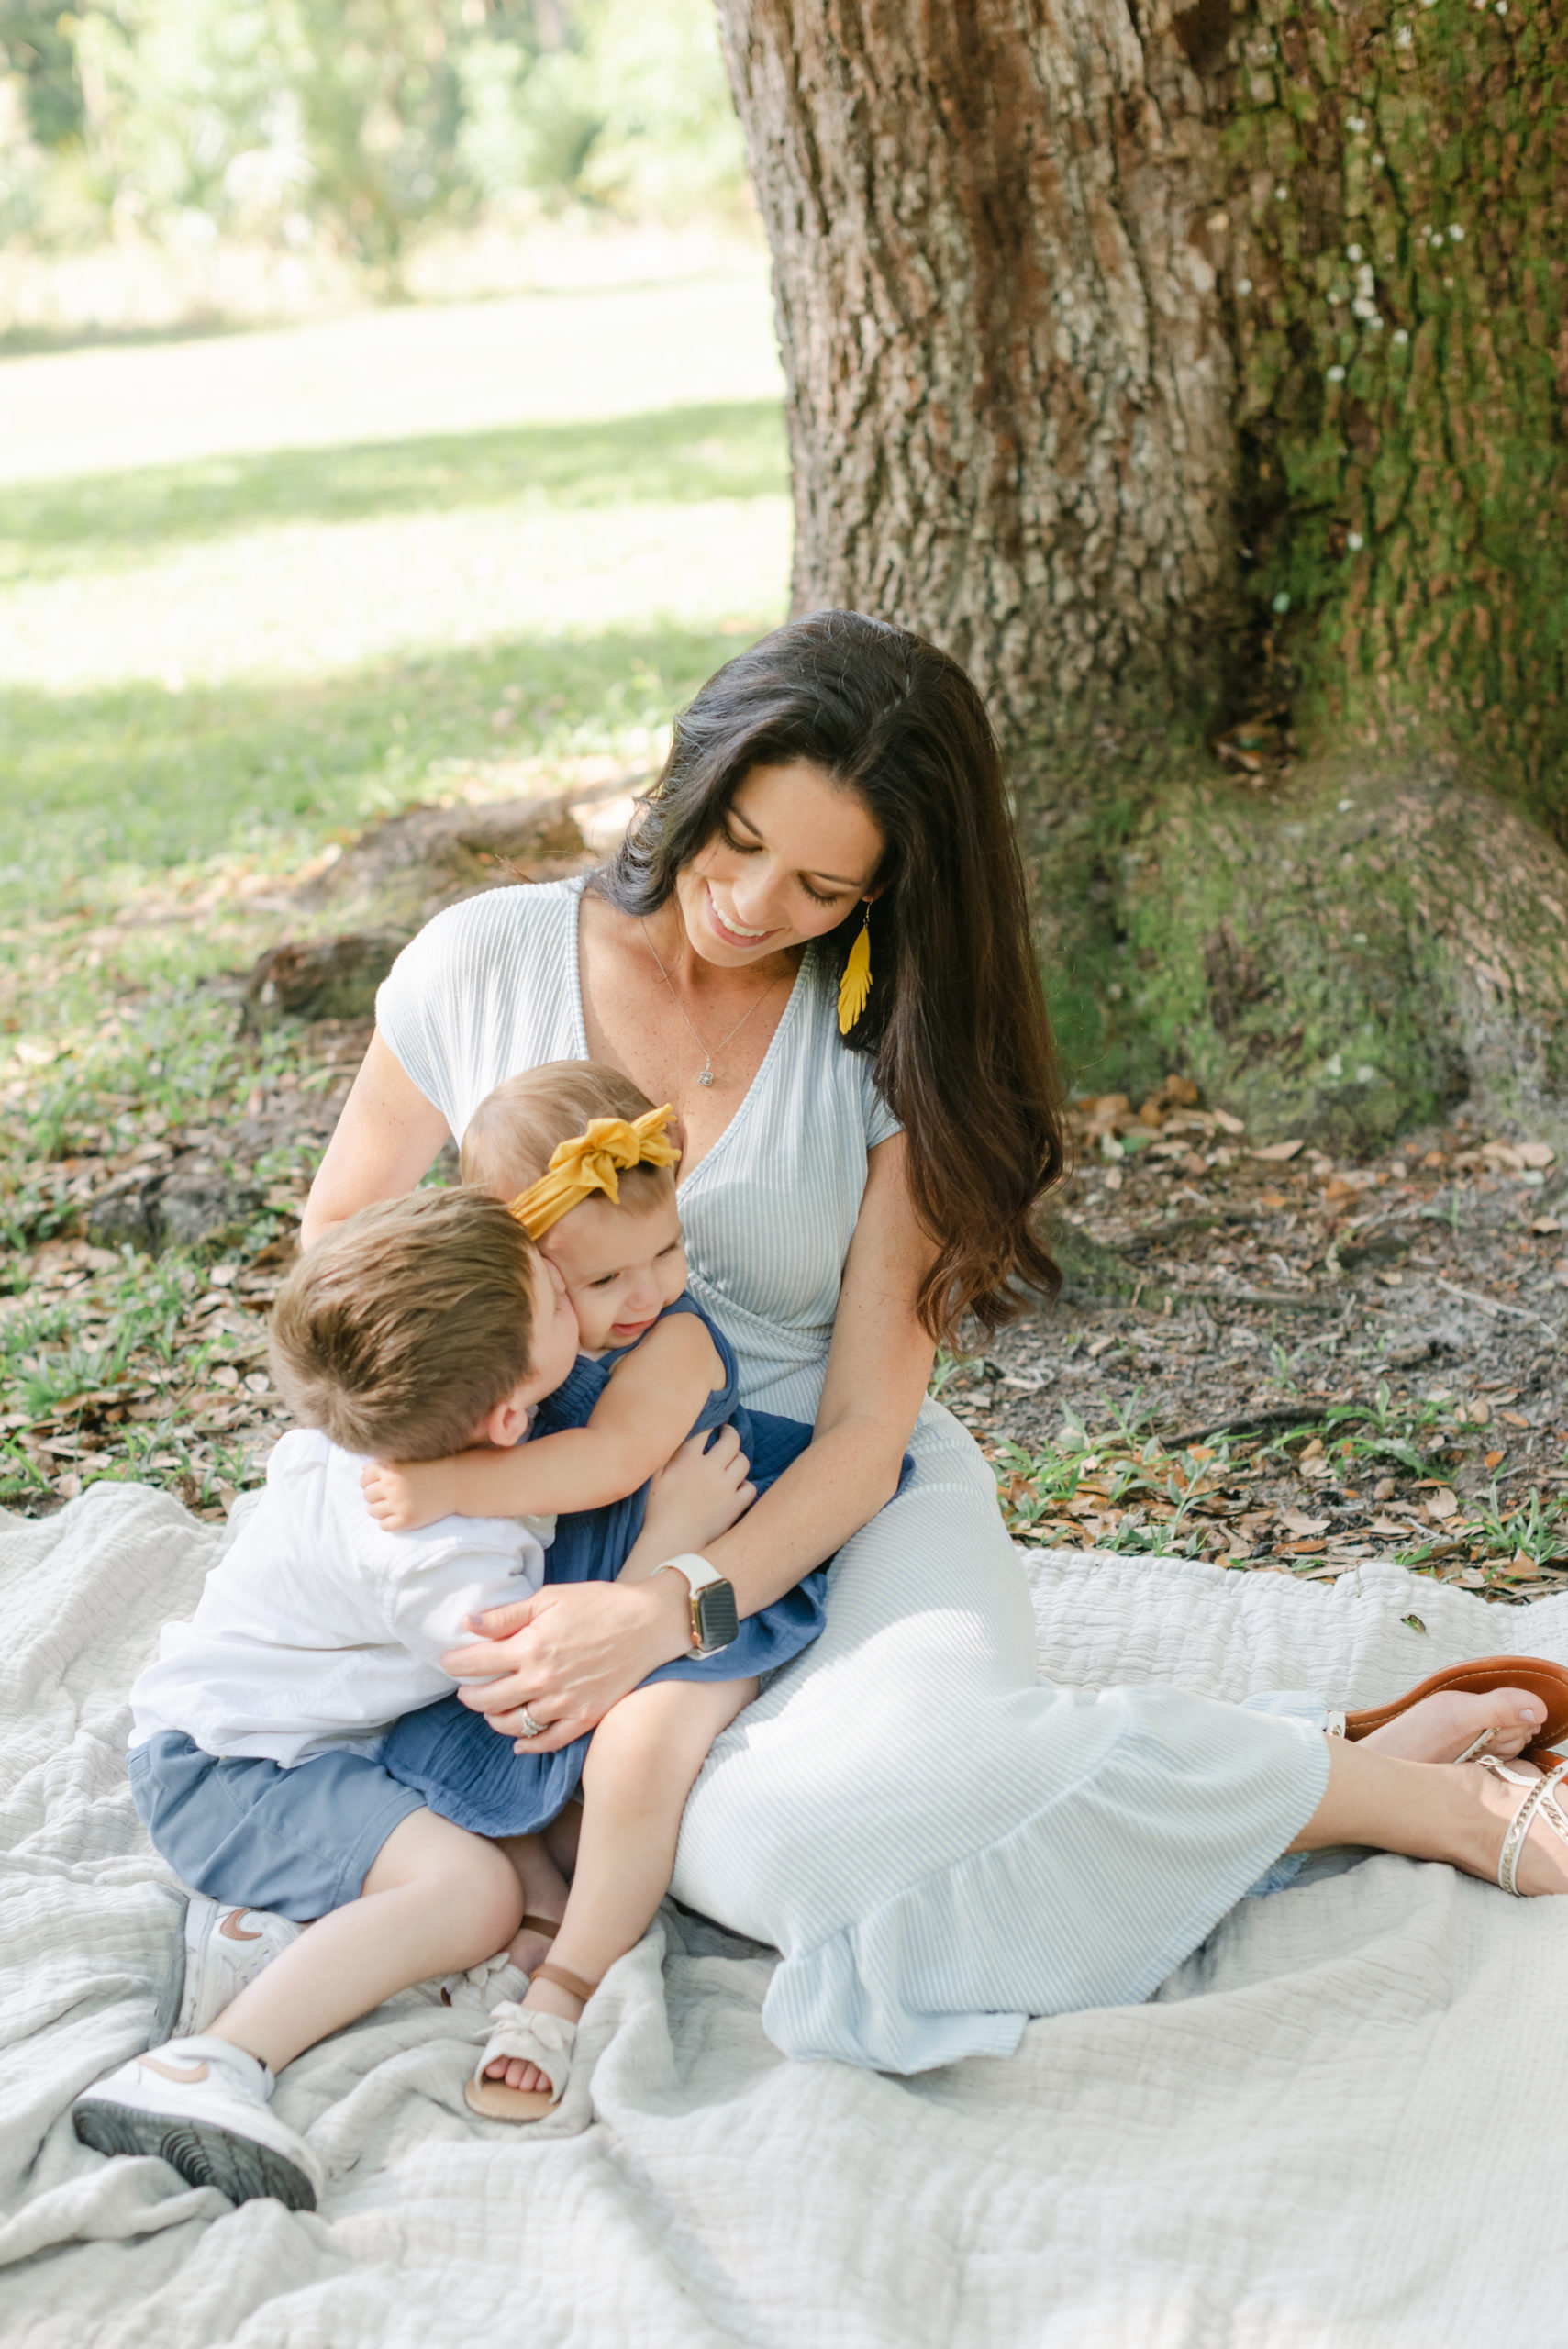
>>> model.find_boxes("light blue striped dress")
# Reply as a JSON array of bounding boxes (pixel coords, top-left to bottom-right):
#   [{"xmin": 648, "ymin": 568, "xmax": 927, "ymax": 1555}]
[{"xmin": 378, "ymin": 877, "xmax": 1330, "ymax": 2073}]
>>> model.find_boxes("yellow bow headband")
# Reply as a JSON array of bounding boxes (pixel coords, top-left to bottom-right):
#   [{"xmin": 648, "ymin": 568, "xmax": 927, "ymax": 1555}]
[{"xmin": 506, "ymin": 1105, "xmax": 680, "ymax": 1241}]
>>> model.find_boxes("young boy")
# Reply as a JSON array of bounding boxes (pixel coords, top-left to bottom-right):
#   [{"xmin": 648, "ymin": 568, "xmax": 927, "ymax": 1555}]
[{"xmin": 72, "ymin": 1186, "xmax": 744, "ymax": 2211}]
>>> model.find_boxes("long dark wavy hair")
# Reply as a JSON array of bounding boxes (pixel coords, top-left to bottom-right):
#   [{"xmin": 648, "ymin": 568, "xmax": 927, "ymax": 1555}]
[{"xmin": 598, "ymin": 610, "xmax": 1066, "ymax": 1343}]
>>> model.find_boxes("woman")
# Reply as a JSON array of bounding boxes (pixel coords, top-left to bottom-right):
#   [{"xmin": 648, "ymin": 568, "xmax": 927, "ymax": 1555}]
[{"xmin": 303, "ymin": 611, "xmax": 1568, "ymax": 2071}]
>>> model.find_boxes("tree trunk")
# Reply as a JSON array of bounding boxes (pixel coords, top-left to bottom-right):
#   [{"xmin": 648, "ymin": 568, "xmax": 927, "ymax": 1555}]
[{"xmin": 715, "ymin": 0, "xmax": 1568, "ymax": 1145}]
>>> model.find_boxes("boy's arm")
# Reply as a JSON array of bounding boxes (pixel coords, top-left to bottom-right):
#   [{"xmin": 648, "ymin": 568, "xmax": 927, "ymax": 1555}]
[
  {"xmin": 361, "ymin": 1314, "xmax": 723, "ymax": 1531},
  {"xmin": 377, "ymin": 1531, "xmax": 547, "ymax": 1675}
]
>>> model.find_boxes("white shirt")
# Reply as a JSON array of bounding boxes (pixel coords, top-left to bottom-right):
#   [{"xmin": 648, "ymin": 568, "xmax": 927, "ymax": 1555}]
[{"xmin": 129, "ymin": 1427, "xmax": 549, "ymax": 1766}]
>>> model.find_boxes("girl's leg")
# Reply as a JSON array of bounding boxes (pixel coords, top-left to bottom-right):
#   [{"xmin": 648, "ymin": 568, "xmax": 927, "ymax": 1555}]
[
  {"xmin": 487, "ymin": 1677, "xmax": 756, "ymax": 2092},
  {"xmin": 494, "ymin": 1828, "xmax": 572, "ymax": 1976},
  {"xmin": 208, "ymin": 1808, "xmax": 524, "ymax": 2075}
]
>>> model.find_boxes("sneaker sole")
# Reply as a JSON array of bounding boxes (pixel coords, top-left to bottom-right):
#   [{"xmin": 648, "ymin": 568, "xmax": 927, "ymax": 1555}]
[{"xmin": 73, "ymin": 2099, "xmax": 318, "ymax": 2211}]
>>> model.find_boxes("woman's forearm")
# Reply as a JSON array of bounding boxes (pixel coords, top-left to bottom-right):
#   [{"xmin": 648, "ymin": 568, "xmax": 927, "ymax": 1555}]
[{"xmin": 699, "ymin": 1412, "xmax": 906, "ymax": 1616}]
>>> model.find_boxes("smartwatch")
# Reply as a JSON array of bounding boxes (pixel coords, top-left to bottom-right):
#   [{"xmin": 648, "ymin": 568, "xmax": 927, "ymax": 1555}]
[{"xmin": 656, "ymin": 1553, "xmax": 740, "ymax": 1657}]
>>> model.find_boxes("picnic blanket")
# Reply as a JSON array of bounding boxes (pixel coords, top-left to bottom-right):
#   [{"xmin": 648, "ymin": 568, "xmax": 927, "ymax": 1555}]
[{"xmin": 4, "ymin": 1480, "xmax": 1567, "ymax": 2347}]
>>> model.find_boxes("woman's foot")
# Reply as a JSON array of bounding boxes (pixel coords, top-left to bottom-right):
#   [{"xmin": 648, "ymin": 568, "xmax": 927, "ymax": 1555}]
[
  {"xmin": 484, "ymin": 1973, "xmax": 585, "ymax": 2095},
  {"xmin": 1461, "ymin": 1755, "xmax": 1568, "ymax": 1895},
  {"xmin": 1357, "ymin": 1687, "xmax": 1546, "ymax": 1765}
]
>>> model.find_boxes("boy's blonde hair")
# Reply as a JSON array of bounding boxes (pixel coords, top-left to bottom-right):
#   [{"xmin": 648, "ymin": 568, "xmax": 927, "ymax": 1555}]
[
  {"xmin": 269, "ymin": 1187, "xmax": 539, "ymax": 1460},
  {"xmin": 462, "ymin": 1061, "xmax": 677, "ymax": 1216}
]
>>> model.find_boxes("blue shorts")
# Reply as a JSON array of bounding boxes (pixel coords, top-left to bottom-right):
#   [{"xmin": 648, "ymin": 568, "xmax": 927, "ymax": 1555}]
[{"xmin": 128, "ymin": 1730, "xmax": 427, "ymax": 1921}]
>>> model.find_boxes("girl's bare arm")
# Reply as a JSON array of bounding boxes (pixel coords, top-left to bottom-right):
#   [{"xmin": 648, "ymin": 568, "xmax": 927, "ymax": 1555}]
[
  {"xmin": 444, "ymin": 1136, "xmax": 937, "ymax": 1746},
  {"xmin": 361, "ymin": 1317, "xmax": 722, "ymax": 1530}
]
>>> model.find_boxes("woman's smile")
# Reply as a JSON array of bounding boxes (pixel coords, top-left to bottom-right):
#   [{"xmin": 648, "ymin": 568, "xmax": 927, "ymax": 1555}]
[{"xmin": 704, "ymin": 885, "xmax": 774, "ymax": 950}]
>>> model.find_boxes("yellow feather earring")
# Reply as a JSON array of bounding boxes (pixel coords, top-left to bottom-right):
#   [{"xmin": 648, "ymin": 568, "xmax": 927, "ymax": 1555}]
[{"xmin": 838, "ymin": 905, "xmax": 873, "ymax": 1036}]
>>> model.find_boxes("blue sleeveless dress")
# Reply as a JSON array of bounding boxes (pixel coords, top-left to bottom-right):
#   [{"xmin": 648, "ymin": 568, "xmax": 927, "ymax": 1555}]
[{"xmin": 381, "ymin": 1296, "xmax": 828, "ymax": 1836}]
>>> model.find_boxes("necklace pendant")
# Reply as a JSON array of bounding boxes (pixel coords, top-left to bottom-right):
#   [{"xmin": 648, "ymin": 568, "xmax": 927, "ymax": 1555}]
[{"xmin": 697, "ymin": 1069, "xmax": 715, "ymax": 1087}]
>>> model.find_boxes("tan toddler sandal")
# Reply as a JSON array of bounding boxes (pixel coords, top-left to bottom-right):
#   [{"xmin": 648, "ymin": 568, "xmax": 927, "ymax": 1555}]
[
  {"xmin": 1470, "ymin": 1755, "xmax": 1568, "ymax": 1894},
  {"xmin": 1338, "ymin": 1655, "xmax": 1568, "ymax": 1766},
  {"xmin": 438, "ymin": 1913, "xmax": 561, "ymax": 2009},
  {"xmin": 464, "ymin": 1962, "xmax": 598, "ymax": 2121}
]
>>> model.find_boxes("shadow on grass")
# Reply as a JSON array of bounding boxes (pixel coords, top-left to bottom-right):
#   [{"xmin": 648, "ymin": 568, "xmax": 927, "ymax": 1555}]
[
  {"xmin": 1, "ymin": 620, "xmax": 770, "ymax": 913},
  {"xmin": 0, "ymin": 401, "xmax": 787, "ymax": 584}
]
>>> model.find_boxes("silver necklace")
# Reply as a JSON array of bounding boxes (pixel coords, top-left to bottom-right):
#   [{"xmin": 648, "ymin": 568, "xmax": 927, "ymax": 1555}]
[{"xmin": 642, "ymin": 922, "xmax": 780, "ymax": 1087}]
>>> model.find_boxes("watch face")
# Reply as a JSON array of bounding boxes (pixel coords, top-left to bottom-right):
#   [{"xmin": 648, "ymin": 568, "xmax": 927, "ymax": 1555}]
[{"xmin": 695, "ymin": 1578, "xmax": 740, "ymax": 1653}]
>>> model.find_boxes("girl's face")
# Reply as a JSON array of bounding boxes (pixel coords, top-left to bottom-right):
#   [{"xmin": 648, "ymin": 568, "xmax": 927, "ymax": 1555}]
[
  {"xmin": 540, "ymin": 1187, "xmax": 688, "ymax": 1353},
  {"xmin": 673, "ymin": 761, "xmax": 884, "ymax": 968}
]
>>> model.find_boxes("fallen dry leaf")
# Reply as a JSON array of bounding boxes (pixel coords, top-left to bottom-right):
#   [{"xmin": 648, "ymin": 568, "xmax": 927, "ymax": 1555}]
[
  {"xmin": 1425, "ymin": 1487, "xmax": 1460, "ymax": 1520},
  {"xmin": 1518, "ymin": 1141, "xmax": 1556, "ymax": 1169},
  {"xmin": 1485, "ymin": 1449, "xmax": 1506, "ymax": 1468},
  {"xmin": 1279, "ymin": 1508, "xmax": 1329, "ymax": 1536},
  {"xmin": 1251, "ymin": 1139, "xmax": 1305, "ymax": 1163}
]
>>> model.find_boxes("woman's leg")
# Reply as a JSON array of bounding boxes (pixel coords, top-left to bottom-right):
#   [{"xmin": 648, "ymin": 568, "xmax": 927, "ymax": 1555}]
[
  {"xmin": 673, "ymin": 1405, "xmax": 1559, "ymax": 2074},
  {"xmin": 1289, "ymin": 1737, "xmax": 1568, "ymax": 1893}
]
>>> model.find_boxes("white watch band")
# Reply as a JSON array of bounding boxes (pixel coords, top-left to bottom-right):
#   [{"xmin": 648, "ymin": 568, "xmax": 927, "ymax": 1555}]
[{"xmin": 656, "ymin": 1553, "xmax": 722, "ymax": 1597}]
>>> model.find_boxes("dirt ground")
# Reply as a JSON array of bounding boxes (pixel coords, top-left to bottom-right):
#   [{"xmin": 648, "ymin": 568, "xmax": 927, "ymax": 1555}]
[{"xmin": 8, "ymin": 999, "xmax": 1564, "ymax": 1606}]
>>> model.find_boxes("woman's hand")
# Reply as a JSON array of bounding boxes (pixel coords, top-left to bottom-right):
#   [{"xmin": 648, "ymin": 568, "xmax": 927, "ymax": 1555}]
[{"xmin": 441, "ymin": 1573, "xmax": 692, "ymax": 1751}]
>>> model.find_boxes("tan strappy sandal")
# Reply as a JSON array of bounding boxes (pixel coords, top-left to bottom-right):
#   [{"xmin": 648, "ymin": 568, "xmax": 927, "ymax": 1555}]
[
  {"xmin": 464, "ymin": 1961, "xmax": 598, "ymax": 2122},
  {"xmin": 438, "ymin": 1913, "xmax": 562, "ymax": 2008},
  {"xmin": 1470, "ymin": 1755, "xmax": 1568, "ymax": 1894},
  {"xmin": 1339, "ymin": 1655, "xmax": 1568, "ymax": 1767}
]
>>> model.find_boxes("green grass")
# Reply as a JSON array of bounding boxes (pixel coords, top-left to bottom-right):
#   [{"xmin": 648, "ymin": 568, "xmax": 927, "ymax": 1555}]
[
  {"xmin": 1, "ymin": 378, "xmax": 790, "ymax": 922},
  {"xmin": 0, "ymin": 400, "xmax": 787, "ymax": 584},
  {"xmin": 0, "ymin": 278, "xmax": 791, "ymax": 1513},
  {"xmin": 2, "ymin": 621, "xmax": 769, "ymax": 924}
]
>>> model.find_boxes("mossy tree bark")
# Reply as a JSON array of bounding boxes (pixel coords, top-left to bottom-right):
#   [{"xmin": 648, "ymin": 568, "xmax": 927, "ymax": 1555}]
[{"xmin": 715, "ymin": 0, "xmax": 1568, "ymax": 1146}]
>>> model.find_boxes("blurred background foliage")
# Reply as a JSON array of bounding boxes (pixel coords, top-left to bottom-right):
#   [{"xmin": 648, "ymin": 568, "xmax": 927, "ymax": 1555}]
[{"xmin": 0, "ymin": 0, "xmax": 749, "ymax": 285}]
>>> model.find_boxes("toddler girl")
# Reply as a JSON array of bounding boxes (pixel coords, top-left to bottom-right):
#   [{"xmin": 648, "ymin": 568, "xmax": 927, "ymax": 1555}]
[{"xmin": 363, "ymin": 1062, "xmax": 837, "ymax": 2115}]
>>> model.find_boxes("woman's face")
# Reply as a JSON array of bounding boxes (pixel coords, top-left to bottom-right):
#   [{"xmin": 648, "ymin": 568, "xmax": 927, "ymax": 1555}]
[{"xmin": 674, "ymin": 762, "xmax": 884, "ymax": 967}]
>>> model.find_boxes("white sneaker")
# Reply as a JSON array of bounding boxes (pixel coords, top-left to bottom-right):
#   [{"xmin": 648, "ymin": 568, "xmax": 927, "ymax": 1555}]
[
  {"xmin": 175, "ymin": 1898, "xmax": 301, "ymax": 2038},
  {"xmin": 73, "ymin": 2034, "xmax": 323, "ymax": 2211}
]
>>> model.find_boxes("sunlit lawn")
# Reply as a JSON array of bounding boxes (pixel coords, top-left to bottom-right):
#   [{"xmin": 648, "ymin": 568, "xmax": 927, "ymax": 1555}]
[
  {"xmin": 0, "ymin": 266, "xmax": 790, "ymax": 1506},
  {"xmin": 3, "ymin": 272, "xmax": 789, "ymax": 921}
]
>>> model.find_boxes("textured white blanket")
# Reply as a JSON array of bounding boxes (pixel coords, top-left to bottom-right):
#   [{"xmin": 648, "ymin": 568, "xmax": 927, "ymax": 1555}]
[{"xmin": 4, "ymin": 1483, "xmax": 1566, "ymax": 2346}]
